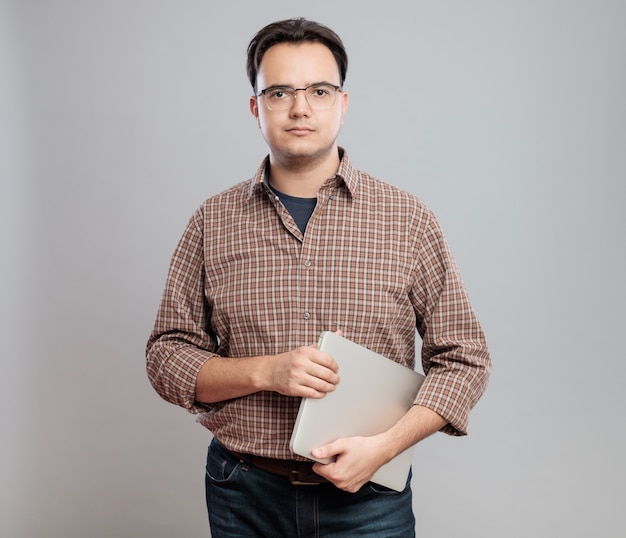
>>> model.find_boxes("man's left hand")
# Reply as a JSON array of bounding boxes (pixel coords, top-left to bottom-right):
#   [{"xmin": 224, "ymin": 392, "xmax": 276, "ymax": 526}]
[{"xmin": 310, "ymin": 435, "xmax": 390, "ymax": 493}]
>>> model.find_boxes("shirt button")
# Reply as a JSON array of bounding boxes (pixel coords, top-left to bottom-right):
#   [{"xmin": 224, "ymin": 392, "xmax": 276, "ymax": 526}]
[
  {"xmin": 303, "ymin": 312, "xmax": 311, "ymax": 320},
  {"xmin": 304, "ymin": 260, "xmax": 311, "ymax": 267}
]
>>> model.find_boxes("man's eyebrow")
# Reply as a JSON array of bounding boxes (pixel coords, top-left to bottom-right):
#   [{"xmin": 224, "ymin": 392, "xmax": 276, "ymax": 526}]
[{"xmin": 264, "ymin": 80, "xmax": 337, "ymax": 89}]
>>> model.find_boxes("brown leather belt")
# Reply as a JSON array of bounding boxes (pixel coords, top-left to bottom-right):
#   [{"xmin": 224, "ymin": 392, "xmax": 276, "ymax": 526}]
[{"xmin": 226, "ymin": 447, "xmax": 329, "ymax": 485}]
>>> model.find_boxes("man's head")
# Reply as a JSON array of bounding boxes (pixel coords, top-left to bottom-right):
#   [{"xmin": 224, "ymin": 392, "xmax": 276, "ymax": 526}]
[
  {"xmin": 247, "ymin": 18, "xmax": 348, "ymax": 94},
  {"xmin": 248, "ymin": 19, "xmax": 350, "ymax": 176}
]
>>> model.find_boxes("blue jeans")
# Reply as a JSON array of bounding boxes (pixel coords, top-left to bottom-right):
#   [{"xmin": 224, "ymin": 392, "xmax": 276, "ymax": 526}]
[{"xmin": 205, "ymin": 438, "xmax": 415, "ymax": 537}]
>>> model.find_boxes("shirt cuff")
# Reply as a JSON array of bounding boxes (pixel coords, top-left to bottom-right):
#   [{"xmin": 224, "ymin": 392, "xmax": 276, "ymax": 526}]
[
  {"xmin": 147, "ymin": 341, "xmax": 216, "ymax": 413},
  {"xmin": 413, "ymin": 375, "xmax": 477, "ymax": 436}
]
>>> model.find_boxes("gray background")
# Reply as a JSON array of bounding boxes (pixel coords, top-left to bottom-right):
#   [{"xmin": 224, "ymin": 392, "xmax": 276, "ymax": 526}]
[{"xmin": 2, "ymin": 1, "xmax": 624, "ymax": 536}]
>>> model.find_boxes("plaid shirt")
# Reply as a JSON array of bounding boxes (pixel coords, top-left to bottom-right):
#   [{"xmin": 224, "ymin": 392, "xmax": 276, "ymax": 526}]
[{"xmin": 146, "ymin": 149, "xmax": 491, "ymax": 459}]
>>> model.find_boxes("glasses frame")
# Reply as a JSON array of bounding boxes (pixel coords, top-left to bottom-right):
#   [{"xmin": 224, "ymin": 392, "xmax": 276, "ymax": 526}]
[{"xmin": 257, "ymin": 83, "xmax": 342, "ymax": 110}]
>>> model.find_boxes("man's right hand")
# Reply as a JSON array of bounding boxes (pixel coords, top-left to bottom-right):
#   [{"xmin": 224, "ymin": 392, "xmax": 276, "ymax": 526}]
[{"xmin": 268, "ymin": 344, "xmax": 340, "ymax": 399}]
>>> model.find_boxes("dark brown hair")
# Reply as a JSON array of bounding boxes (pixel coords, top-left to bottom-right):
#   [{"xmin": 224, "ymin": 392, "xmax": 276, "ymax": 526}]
[{"xmin": 246, "ymin": 18, "xmax": 348, "ymax": 93}]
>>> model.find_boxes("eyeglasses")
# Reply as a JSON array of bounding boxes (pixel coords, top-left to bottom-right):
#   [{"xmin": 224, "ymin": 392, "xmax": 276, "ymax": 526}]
[{"xmin": 257, "ymin": 83, "xmax": 342, "ymax": 110}]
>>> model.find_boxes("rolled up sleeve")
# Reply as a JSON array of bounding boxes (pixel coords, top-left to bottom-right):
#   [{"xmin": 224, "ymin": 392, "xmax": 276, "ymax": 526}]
[
  {"xmin": 146, "ymin": 208, "xmax": 218, "ymax": 414},
  {"xmin": 410, "ymin": 212, "xmax": 491, "ymax": 436}
]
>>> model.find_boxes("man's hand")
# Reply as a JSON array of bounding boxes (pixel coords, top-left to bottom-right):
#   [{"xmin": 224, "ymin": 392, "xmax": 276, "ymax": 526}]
[
  {"xmin": 266, "ymin": 329, "xmax": 343, "ymax": 398},
  {"xmin": 269, "ymin": 345, "xmax": 340, "ymax": 398},
  {"xmin": 309, "ymin": 405, "xmax": 447, "ymax": 492},
  {"xmin": 310, "ymin": 435, "xmax": 390, "ymax": 493}
]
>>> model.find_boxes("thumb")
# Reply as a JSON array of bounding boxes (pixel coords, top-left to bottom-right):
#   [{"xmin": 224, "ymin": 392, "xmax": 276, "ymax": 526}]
[{"xmin": 311, "ymin": 440, "xmax": 343, "ymax": 462}]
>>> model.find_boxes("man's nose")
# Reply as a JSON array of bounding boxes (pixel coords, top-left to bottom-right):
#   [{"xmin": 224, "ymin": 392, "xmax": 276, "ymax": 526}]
[{"xmin": 289, "ymin": 90, "xmax": 311, "ymax": 115}]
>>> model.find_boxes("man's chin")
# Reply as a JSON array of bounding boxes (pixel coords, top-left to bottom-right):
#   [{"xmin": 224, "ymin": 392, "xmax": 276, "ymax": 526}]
[{"xmin": 274, "ymin": 143, "xmax": 338, "ymax": 167}]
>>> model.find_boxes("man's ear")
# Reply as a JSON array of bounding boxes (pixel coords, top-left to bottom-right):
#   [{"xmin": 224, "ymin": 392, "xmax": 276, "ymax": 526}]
[
  {"xmin": 340, "ymin": 90, "xmax": 349, "ymax": 124},
  {"xmin": 250, "ymin": 96, "xmax": 259, "ymax": 120},
  {"xmin": 250, "ymin": 96, "xmax": 262, "ymax": 128}
]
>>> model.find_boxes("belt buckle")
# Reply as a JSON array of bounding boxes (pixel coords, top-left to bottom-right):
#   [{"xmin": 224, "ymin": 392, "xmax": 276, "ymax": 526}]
[{"xmin": 289, "ymin": 463, "xmax": 321, "ymax": 486}]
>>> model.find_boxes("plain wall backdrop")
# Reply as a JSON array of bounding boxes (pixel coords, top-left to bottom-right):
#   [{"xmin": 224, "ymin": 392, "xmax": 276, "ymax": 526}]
[{"xmin": 2, "ymin": 1, "xmax": 625, "ymax": 536}]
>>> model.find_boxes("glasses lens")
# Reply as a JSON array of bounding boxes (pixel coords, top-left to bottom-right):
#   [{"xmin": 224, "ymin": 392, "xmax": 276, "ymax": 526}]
[
  {"xmin": 263, "ymin": 87, "xmax": 295, "ymax": 110},
  {"xmin": 304, "ymin": 84, "xmax": 338, "ymax": 109}
]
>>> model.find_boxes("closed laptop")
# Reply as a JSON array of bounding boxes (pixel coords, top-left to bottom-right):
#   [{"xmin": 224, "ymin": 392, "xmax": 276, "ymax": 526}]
[{"xmin": 289, "ymin": 331, "xmax": 425, "ymax": 491}]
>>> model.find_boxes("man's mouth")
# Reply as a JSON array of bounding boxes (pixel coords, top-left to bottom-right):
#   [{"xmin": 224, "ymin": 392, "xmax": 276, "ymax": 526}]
[{"xmin": 287, "ymin": 126, "xmax": 314, "ymax": 135}]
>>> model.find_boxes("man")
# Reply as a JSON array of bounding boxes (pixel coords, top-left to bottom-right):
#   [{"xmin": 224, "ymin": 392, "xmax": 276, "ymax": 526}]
[{"xmin": 147, "ymin": 17, "xmax": 491, "ymax": 537}]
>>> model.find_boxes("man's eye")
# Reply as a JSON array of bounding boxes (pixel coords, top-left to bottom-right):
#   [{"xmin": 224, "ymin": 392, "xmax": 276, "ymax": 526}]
[{"xmin": 269, "ymin": 89, "xmax": 288, "ymax": 99}]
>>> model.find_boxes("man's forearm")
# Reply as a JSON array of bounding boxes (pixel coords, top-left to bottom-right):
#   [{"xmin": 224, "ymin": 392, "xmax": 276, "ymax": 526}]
[
  {"xmin": 195, "ymin": 355, "xmax": 272, "ymax": 403},
  {"xmin": 378, "ymin": 404, "xmax": 447, "ymax": 461}
]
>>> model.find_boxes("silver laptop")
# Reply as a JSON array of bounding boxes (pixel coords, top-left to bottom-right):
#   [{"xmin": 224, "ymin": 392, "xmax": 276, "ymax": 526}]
[{"xmin": 289, "ymin": 331, "xmax": 425, "ymax": 491}]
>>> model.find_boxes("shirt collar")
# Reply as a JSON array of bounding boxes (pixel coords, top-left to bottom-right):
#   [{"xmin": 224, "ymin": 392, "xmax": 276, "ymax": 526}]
[{"xmin": 247, "ymin": 147, "xmax": 360, "ymax": 200}]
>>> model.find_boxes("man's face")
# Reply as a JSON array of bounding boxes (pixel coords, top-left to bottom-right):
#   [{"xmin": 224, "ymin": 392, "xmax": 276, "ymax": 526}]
[{"xmin": 250, "ymin": 41, "xmax": 349, "ymax": 168}]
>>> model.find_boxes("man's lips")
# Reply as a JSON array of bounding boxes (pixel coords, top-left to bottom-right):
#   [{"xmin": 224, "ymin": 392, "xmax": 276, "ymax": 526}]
[{"xmin": 286, "ymin": 126, "xmax": 315, "ymax": 135}]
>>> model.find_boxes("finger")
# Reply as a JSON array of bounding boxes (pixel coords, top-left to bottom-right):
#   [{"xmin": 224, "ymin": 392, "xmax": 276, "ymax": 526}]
[
  {"xmin": 310, "ymin": 351, "xmax": 340, "ymax": 373},
  {"xmin": 304, "ymin": 377, "xmax": 339, "ymax": 397},
  {"xmin": 309, "ymin": 363, "xmax": 340, "ymax": 386},
  {"xmin": 311, "ymin": 440, "xmax": 343, "ymax": 461}
]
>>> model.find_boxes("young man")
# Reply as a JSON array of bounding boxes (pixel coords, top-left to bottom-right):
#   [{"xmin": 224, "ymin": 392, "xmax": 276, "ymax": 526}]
[{"xmin": 147, "ymin": 18, "xmax": 491, "ymax": 537}]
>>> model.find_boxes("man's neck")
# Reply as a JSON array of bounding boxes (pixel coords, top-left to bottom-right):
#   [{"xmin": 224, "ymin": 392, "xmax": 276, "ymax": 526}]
[{"xmin": 267, "ymin": 149, "xmax": 341, "ymax": 198}]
